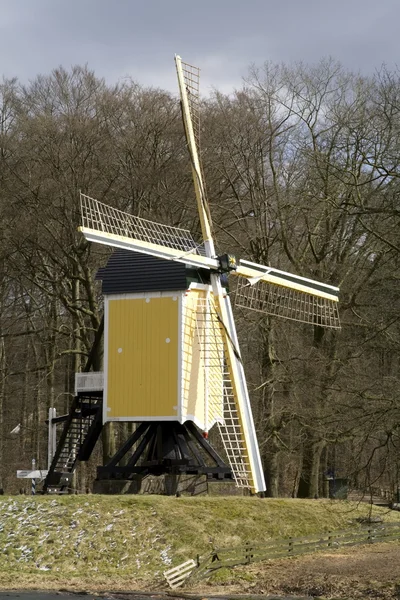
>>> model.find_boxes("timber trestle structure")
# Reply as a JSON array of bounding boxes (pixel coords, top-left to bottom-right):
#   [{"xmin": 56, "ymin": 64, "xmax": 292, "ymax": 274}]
[
  {"xmin": 42, "ymin": 393, "xmax": 103, "ymax": 493},
  {"xmin": 43, "ymin": 404, "xmax": 233, "ymax": 494},
  {"xmin": 97, "ymin": 421, "xmax": 232, "ymax": 481}
]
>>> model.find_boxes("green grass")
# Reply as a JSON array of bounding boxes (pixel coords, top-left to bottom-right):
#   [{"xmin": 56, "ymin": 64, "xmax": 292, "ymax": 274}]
[{"xmin": 0, "ymin": 495, "xmax": 399, "ymax": 591}]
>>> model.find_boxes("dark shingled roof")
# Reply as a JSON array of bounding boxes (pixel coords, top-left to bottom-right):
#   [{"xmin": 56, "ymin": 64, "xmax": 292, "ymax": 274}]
[{"xmin": 96, "ymin": 249, "xmax": 188, "ymax": 294}]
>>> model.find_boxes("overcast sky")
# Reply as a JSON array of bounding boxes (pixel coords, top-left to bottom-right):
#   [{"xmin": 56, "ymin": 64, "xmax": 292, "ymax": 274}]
[{"xmin": 1, "ymin": 0, "xmax": 399, "ymax": 95}]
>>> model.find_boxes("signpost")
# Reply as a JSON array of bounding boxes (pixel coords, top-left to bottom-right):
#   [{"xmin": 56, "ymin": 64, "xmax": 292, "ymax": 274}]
[
  {"xmin": 16, "ymin": 464, "xmax": 48, "ymax": 495},
  {"xmin": 16, "ymin": 470, "xmax": 48, "ymax": 479},
  {"xmin": 31, "ymin": 458, "xmax": 35, "ymax": 495},
  {"xmin": 15, "ymin": 408, "xmax": 55, "ymax": 493}
]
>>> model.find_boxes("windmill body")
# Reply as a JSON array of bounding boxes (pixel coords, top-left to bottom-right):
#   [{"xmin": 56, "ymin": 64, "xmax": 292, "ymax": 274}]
[
  {"xmin": 92, "ymin": 245, "xmax": 262, "ymax": 492},
  {"xmin": 44, "ymin": 55, "xmax": 340, "ymax": 495},
  {"xmin": 98, "ymin": 249, "xmax": 224, "ymax": 431}
]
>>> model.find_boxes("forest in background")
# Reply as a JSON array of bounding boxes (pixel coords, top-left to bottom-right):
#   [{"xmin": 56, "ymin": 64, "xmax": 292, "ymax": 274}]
[{"xmin": 0, "ymin": 58, "xmax": 399, "ymax": 497}]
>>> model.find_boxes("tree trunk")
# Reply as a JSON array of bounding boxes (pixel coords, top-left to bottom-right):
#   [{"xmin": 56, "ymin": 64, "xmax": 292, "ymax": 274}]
[
  {"xmin": 264, "ymin": 438, "xmax": 280, "ymax": 497},
  {"xmin": 321, "ymin": 445, "xmax": 330, "ymax": 498},
  {"xmin": 298, "ymin": 438, "xmax": 326, "ymax": 498}
]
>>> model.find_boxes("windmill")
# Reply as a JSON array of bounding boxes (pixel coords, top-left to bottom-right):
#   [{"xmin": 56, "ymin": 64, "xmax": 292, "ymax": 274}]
[{"xmin": 72, "ymin": 56, "xmax": 341, "ymax": 496}]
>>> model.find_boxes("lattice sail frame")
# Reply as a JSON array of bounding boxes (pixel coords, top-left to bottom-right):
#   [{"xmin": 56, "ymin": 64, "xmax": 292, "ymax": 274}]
[
  {"xmin": 235, "ymin": 280, "xmax": 341, "ymax": 329},
  {"xmin": 193, "ymin": 293, "xmax": 252, "ymax": 488},
  {"xmin": 176, "ymin": 56, "xmax": 214, "ymax": 247},
  {"xmin": 180, "ymin": 60, "xmax": 202, "ymax": 158},
  {"xmin": 80, "ymin": 193, "xmax": 198, "ymax": 252}
]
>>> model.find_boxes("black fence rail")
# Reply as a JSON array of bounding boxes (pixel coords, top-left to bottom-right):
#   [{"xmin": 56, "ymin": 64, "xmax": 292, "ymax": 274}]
[{"xmin": 187, "ymin": 522, "xmax": 400, "ymax": 583}]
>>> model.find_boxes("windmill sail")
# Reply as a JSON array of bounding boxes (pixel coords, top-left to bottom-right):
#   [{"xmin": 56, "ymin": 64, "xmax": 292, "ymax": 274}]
[
  {"xmin": 217, "ymin": 293, "xmax": 266, "ymax": 492},
  {"xmin": 234, "ymin": 259, "xmax": 340, "ymax": 329},
  {"xmin": 178, "ymin": 59, "xmax": 202, "ymax": 161},
  {"xmin": 235, "ymin": 280, "xmax": 340, "ymax": 329},
  {"xmin": 176, "ymin": 56, "xmax": 266, "ymax": 493},
  {"xmin": 175, "ymin": 56, "xmax": 214, "ymax": 256},
  {"xmin": 192, "ymin": 291, "xmax": 253, "ymax": 488},
  {"xmin": 79, "ymin": 193, "xmax": 218, "ymax": 270}
]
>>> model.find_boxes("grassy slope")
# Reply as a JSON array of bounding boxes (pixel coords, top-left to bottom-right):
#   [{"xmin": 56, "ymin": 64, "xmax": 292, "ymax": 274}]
[{"xmin": 0, "ymin": 495, "xmax": 399, "ymax": 591}]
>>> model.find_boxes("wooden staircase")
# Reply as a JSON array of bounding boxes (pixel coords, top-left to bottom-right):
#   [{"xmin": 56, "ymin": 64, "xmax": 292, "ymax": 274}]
[{"xmin": 43, "ymin": 393, "xmax": 103, "ymax": 493}]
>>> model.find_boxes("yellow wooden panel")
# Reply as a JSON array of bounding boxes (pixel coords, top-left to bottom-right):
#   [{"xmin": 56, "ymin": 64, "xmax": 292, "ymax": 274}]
[
  {"xmin": 106, "ymin": 296, "xmax": 179, "ymax": 418},
  {"xmin": 181, "ymin": 288, "xmax": 224, "ymax": 430},
  {"xmin": 181, "ymin": 289, "xmax": 206, "ymax": 427}
]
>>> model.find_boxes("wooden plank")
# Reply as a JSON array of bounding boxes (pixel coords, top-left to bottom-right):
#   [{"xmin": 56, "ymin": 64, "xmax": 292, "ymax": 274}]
[{"xmin": 164, "ymin": 559, "xmax": 197, "ymax": 588}]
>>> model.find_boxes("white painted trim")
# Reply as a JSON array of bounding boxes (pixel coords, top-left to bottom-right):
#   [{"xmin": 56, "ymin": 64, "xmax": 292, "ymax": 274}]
[
  {"xmin": 204, "ymin": 288, "xmax": 210, "ymax": 433},
  {"xmin": 188, "ymin": 282, "xmax": 212, "ymax": 291},
  {"xmin": 177, "ymin": 293, "xmax": 183, "ymax": 424},
  {"xmin": 236, "ymin": 262, "xmax": 339, "ymax": 301},
  {"xmin": 183, "ymin": 414, "xmax": 205, "ymax": 431},
  {"xmin": 181, "ymin": 416, "xmax": 225, "ymax": 434},
  {"xmin": 182, "ymin": 413, "xmax": 224, "ymax": 431},
  {"xmin": 240, "ymin": 259, "xmax": 340, "ymax": 292},
  {"xmin": 234, "ymin": 267, "xmax": 338, "ymax": 301},
  {"xmin": 103, "ymin": 297, "xmax": 110, "ymax": 425},
  {"xmin": 79, "ymin": 227, "xmax": 218, "ymax": 270},
  {"xmin": 105, "ymin": 290, "xmax": 183, "ymax": 301}
]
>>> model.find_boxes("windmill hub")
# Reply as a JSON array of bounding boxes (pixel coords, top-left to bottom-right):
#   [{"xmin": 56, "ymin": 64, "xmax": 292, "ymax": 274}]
[{"xmin": 217, "ymin": 253, "xmax": 238, "ymax": 273}]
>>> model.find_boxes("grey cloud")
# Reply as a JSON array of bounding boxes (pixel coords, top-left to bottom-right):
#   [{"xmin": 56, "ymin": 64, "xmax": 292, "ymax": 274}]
[{"xmin": 0, "ymin": 0, "xmax": 398, "ymax": 90}]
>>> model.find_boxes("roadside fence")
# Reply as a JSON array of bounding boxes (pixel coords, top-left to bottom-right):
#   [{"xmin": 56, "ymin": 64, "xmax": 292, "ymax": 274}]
[{"xmin": 164, "ymin": 522, "xmax": 400, "ymax": 589}]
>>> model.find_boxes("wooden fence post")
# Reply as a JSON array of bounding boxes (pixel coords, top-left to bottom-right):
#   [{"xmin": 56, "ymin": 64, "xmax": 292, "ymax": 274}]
[
  {"xmin": 328, "ymin": 530, "xmax": 332, "ymax": 548},
  {"xmin": 288, "ymin": 536, "xmax": 293, "ymax": 554},
  {"xmin": 245, "ymin": 541, "xmax": 253, "ymax": 564}
]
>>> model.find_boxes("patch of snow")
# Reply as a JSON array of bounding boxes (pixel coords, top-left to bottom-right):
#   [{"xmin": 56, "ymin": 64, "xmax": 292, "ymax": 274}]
[{"xmin": 160, "ymin": 547, "xmax": 172, "ymax": 565}]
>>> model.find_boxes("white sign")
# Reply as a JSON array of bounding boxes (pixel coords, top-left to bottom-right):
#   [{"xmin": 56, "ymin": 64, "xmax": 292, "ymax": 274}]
[{"xmin": 17, "ymin": 470, "xmax": 48, "ymax": 479}]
